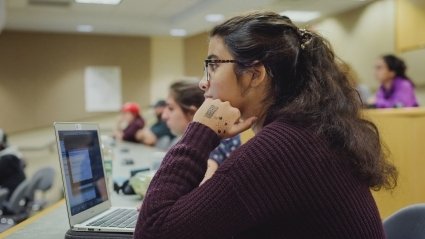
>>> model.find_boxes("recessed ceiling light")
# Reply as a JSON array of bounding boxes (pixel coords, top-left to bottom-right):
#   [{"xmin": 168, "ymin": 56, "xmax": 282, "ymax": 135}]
[
  {"xmin": 170, "ymin": 29, "xmax": 187, "ymax": 37},
  {"xmin": 280, "ymin": 11, "xmax": 321, "ymax": 23},
  {"xmin": 77, "ymin": 25, "xmax": 94, "ymax": 32},
  {"xmin": 75, "ymin": 0, "xmax": 122, "ymax": 5},
  {"xmin": 205, "ymin": 14, "xmax": 224, "ymax": 23}
]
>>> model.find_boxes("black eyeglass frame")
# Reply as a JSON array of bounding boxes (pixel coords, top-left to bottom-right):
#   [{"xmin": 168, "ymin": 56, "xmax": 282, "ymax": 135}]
[{"xmin": 203, "ymin": 59, "xmax": 239, "ymax": 82}]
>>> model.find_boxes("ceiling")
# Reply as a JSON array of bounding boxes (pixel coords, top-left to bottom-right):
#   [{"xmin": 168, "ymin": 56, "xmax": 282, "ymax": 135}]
[{"xmin": 4, "ymin": 0, "xmax": 371, "ymax": 37}]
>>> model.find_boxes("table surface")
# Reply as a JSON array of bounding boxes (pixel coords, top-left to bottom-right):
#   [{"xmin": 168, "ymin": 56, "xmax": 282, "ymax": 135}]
[{"xmin": 1, "ymin": 141, "xmax": 161, "ymax": 239}]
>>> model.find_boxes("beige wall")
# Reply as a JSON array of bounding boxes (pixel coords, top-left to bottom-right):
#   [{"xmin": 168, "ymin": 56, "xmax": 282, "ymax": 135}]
[
  {"xmin": 184, "ymin": 32, "xmax": 208, "ymax": 77},
  {"xmin": 313, "ymin": 0, "xmax": 395, "ymax": 89},
  {"xmin": 150, "ymin": 36, "xmax": 185, "ymax": 104},
  {"xmin": 0, "ymin": 31, "xmax": 151, "ymax": 133},
  {"xmin": 149, "ymin": 35, "xmax": 207, "ymax": 104},
  {"xmin": 313, "ymin": 0, "xmax": 425, "ymax": 104}
]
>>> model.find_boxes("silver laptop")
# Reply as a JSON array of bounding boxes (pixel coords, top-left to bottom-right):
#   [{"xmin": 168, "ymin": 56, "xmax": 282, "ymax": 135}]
[{"xmin": 54, "ymin": 122, "xmax": 137, "ymax": 233}]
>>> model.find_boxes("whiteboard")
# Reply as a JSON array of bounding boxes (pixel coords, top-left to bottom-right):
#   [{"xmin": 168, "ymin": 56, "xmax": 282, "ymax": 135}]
[{"xmin": 84, "ymin": 66, "xmax": 122, "ymax": 112}]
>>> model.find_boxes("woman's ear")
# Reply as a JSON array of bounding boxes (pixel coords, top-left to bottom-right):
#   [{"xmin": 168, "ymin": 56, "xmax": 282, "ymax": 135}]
[{"xmin": 248, "ymin": 64, "xmax": 267, "ymax": 88}]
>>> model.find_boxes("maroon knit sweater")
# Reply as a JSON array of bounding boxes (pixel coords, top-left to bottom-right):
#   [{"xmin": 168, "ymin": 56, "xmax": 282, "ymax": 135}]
[{"xmin": 134, "ymin": 117, "xmax": 385, "ymax": 239}]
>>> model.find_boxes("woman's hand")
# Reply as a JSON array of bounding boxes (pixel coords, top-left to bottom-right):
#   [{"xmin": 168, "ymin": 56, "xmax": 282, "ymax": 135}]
[{"xmin": 193, "ymin": 98, "xmax": 257, "ymax": 139}]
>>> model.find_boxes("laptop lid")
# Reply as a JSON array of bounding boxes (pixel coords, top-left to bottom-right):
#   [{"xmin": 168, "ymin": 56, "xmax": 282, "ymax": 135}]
[{"xmin": 54, "ymin": 122, "xmax": 112, "ymax": 227}]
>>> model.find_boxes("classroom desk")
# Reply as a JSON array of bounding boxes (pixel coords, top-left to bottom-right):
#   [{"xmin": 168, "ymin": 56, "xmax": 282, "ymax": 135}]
[
  {"xmin": 111, "ymin": 141, "xmax": 161, "ymax": 178},
  {"xmin": 1, "ymin": 141, "xmax": 161, "ymax": 239},
  {"xmin": 365, "ymin": 108, "xmax": 425, "ymax": 218}
]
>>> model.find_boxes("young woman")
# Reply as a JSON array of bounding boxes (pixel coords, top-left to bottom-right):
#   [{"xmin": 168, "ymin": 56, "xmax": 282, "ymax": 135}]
[
  {"xmin": 113, "ymin": 102, "xmax": 145, "ymax": 143},
  {"xmin": 374, "ymin": 54, "xmax": 419, "ymax": 108},
  {"xmin": 135, "ymin": 11, "xmax": 397, "ymax": 239},
  {"xmin": 161, "ymin": 81, "xmax": 241, "ymax": 184}
]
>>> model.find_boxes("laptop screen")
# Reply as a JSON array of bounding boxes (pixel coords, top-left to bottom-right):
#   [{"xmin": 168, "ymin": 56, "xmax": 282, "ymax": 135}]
[{"xmin": 58, "ymin": 130, "xmax": 108, "ymax": 216}]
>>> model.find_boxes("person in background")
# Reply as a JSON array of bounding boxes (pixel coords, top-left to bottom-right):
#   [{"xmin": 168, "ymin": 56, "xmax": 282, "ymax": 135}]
[
  {"xmin": 161, "ymin": 80, "xmax": 241, "ymax": 184},
  {"xmin": 113, "ymin": 102, "xmax": 145, "ymax": 143},
  {"xmin": 135, "ymin": 100, "xmax": 175, "ymax": 149},
  {"xmin": 0, "ymin": 129, "xmax": 26, "ymax": 199},
  {"xmin": 134, "ymin": 11, "xmax": 397, "ymax": 239},
  {"xmin": 150, "ymin": 100, "xmax": 175, "ymax": 142},
  {"xmin": 373, "ymin": 54, "xmax": 419, "ymax": 108}
]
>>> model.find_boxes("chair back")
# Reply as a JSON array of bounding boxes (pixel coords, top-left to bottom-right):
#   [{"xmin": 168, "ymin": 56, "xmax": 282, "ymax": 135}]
[
  {"xmin": 383, "ymin": 203, "xmax": 425, "ymax": 239},
  {"xmin": 3, "ymin": 180, "xmax": 29, "ymax": 214},
  {"xmin": 25, "ymin": 167, "xmax": 55, "ymax": 202},
  {"xmin": 0, "ymin": 188, "xmax": 9, "ymax": 207}
]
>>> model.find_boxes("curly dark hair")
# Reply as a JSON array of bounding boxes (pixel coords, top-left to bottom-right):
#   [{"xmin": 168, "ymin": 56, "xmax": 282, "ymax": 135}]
[
  {"xmin": 211, "ymin": 11, "xmax": 397, "ymax": 190},
  {"xmin": 382, "ymin": 54, "xmax": 414, "ymax": 86}
]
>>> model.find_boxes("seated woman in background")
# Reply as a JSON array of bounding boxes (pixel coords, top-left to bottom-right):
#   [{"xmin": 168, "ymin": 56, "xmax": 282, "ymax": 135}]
[
  {"xmin": 373, "ymin": 54, "xmax": 419, "ymax": 108},
  {"xmin": 113, "ymin": 102, "xmax": 145, "ymax": 143},
  {"xmin": 161, "ymin": 80, "xmax": 241, "ymax": 184}
]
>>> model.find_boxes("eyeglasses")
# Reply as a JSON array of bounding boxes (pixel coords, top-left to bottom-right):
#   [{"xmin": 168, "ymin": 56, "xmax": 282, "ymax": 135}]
[{"xmin": 204, "ymin": 59, "xmax": 238, "ymax": 82}]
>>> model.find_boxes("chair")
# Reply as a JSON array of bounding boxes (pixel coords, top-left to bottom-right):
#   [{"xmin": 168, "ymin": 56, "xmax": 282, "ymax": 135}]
[
  {"xmin": 25, "ymin": 167, "xmax": 55, "ymax": 211},
  {"xmin": 2, "ymin": 180, "xmax": 29, "ymax": 217},
  {"xmin": 0, "ymin": 181, "xmax": 30, "ymax": 231},
  {"xmin": 383, "ymin": 203, "xmax": 425, "ymax": 239},
  {"xmin": 0, "ymin": 188, "xmax": 8, "ymax": 202}
]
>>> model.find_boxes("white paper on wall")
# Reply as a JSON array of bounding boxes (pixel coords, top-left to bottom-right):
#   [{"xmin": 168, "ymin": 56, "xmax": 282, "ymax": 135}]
[{"xmin": 84, "ymin": 66, "xmax": 122, "ymax": 112}]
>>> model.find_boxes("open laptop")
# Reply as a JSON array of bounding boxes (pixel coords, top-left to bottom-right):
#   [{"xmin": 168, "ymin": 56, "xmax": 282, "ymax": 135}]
[{"xmin": 54, "ymin": 122, "xmax": 137, "ymax": 233}]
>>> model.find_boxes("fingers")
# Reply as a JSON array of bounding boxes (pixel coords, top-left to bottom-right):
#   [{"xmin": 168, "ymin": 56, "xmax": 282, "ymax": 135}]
[
  {"xmin": 229, "ymin": 106, "xmax": 241, "ymax": 119},
  {"xmin": 193, "ymin": 98, "xmax": 257, "ymax": 138}
]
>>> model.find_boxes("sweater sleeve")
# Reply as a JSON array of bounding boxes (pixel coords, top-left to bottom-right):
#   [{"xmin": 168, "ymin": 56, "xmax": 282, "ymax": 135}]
[
  {"xmin": 134, "ymin": 122, "xmax": 255, "ymax": 239},
  {"xmin": 392, "ymin": 80, "xmax": 418, "ymax": 107},
  {"xmin": 122, "ymin": 118, "xmax": 145, "ymax": 142},
  {"xmin": 374, "ymin": 88, "xmax": 393, "ymax": 108}
]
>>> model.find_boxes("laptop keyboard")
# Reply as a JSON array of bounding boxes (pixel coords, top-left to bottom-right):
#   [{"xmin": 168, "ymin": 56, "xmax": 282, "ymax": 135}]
[{"xmin": 87, "ymin": 209, "xmax": 138, "ymax": 228}]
